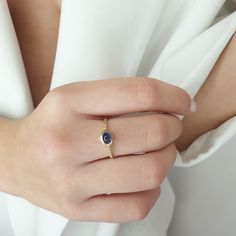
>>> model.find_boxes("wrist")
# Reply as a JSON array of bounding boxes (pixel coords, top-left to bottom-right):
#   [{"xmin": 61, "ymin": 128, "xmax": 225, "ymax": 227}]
[{"xmin": 0, "ymin": 117, "xmax": 24, "ymax": 195}]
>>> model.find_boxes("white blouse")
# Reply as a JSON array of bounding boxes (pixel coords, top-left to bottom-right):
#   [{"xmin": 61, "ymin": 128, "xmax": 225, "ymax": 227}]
[{"xmin": 0, "ymin": 0, "xmax": 235, "ymax": 235}]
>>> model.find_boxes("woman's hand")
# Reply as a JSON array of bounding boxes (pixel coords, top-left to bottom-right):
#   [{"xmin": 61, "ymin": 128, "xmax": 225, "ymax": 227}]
[{"xmin": 0, "ymin": 77, "xmax": 193, "ymax": 222}]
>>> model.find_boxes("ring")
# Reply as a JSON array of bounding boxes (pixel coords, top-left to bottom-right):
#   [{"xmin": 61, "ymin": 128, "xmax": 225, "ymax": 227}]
[{"xmin": 99, "ymin": 117, "xmax": 114, "ymax": 158}]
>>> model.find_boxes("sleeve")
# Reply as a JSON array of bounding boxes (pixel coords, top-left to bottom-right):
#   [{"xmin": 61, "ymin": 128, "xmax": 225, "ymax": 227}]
[
  {"xmin": 175, "ymin": 12, "xmax": 236, "ymax": 167},
  {"xmin": 144, "ymin": 3, "xmax": 236, "ymax": 167}
]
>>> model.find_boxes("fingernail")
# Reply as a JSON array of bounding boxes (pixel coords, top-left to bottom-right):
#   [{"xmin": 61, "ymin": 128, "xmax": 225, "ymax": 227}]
[{"xmin": 190, "ymin": 99, "xmax": 197, "ymax": 112}]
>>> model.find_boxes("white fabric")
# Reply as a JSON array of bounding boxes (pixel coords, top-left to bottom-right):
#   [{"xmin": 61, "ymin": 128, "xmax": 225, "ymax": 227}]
[
  {"xmin": 0, "ymin": 0, "xmax": 235, "ymax": 235},
  {"xmin": 168, "ymin": 137, "xmax": 236, "ymax": 236}
]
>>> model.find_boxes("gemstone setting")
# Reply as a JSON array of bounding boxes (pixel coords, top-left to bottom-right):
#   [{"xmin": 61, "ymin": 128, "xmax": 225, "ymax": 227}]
[{"xmin": 100, "ymin": 130, "xmax": 113, "ymax": 145}]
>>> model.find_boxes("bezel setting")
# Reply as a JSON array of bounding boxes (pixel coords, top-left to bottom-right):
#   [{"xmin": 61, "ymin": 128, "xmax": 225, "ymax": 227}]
[{"xmin": 100, "ymin": 129, "xmax": 113, "ymax": 146}]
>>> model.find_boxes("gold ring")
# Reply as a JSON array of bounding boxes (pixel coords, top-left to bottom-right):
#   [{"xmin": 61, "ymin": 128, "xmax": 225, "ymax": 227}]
[{"xmin": 99, "ymin": 117, "xmax": 114, "ymax": 158}]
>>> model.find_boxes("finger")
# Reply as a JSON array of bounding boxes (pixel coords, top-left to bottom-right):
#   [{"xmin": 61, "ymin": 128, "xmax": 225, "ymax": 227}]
[
  {"xmin": 69, "ymin": 188, "xmax": 161, "ymax": 222},
  {"xmin": 59, "ymin": 77, "xmax": 193, "ymax": 116},
  {"xmin": 78, "ymin": 144, "xmax": 176, "ymax": 196},
  {"xmin": 109, "ymin": 113, "xmax": 181, "ymax": 157},
  {"xmin": 74, "ymin": 114, "xmax": 181, "ymax": 162}
]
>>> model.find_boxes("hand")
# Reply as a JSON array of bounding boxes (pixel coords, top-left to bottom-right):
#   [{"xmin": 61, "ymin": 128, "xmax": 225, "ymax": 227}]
[{"xmin": 1, "ymin": 77, "xmax": 193, "ymax": 222}]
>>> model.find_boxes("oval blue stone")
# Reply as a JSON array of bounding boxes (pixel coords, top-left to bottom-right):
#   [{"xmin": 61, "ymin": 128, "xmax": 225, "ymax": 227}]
[{"xmin": 102, "ymin": 131, "xmax": 112, "ymax": 145}]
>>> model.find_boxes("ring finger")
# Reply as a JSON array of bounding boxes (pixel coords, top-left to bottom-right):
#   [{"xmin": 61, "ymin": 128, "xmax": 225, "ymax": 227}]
[{"xmin": 75, "ymin": 113, "xmax": 182, "ymax": 162}]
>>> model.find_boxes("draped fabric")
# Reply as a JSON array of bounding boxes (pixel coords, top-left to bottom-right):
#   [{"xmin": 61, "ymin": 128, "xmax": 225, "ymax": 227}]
[{"xmin": 0, "ymin": 0, "xmax": 235, "ymax": 235}]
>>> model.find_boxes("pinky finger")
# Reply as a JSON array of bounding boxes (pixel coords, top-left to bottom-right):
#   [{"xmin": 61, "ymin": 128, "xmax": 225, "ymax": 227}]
[{"xmin": 71, "ymin": 188, "xmax": 161, "ymax": 223}]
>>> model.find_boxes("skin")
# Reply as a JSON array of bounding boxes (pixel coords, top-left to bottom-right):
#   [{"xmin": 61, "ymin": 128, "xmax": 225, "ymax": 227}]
[
  {"xmin": 1, "ymin": 0, "xmax": 235, "ymax": 221},
  {"xmin": 0, "ymin": 77, "xmax": 192, "ymax": 221}
]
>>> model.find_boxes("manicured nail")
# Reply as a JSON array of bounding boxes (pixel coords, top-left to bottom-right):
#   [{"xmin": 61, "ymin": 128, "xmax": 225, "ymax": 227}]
[{"xmin": 190, "ymin": 99, "xmax": 197, "ymax": 112}]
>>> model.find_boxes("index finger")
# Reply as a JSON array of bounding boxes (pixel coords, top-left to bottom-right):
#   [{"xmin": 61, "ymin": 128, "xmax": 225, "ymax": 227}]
[{"xmin": 59, "ymin": 77, "xmax": 196, "ymax": 116}]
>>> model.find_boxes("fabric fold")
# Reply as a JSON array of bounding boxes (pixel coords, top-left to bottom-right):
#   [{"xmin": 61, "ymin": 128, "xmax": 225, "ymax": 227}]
[{"xmin": 162, "ymin": 12, "xmax": 236, "ymax": 166}]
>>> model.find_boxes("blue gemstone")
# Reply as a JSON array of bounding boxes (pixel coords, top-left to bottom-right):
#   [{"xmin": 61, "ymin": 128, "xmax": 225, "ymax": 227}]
[{"xmin": 102, "ymin": 131, "xmax": 112, "ymax": 145}]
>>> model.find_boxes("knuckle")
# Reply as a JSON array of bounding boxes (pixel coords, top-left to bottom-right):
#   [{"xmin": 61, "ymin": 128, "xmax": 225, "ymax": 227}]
[
  {"xmin": 165, "ymin": 114, "xmax": 183, "ymax": 139},
  {"xmin": 179, "ymin": 88, "xmax": 191, "ymax": 111},
  {"xmin": 163, "ymin": 143, "xmax": 177, "ymax": 162},
  {"xmin": 140, "ymin": 159, "xmax": 163, "ymax": 190},
  {"xmin": 49, "ymin": 87, "xmax": 64, "ymax": 103},
  {"xmin": 132, "ymin": 204, "xmax": 150, "ymax": 221},
  {"xmin": 131, "ymin": 188, "xmax": 162, "ymax": 221},
  {"xmin": 149, "ymin": 164, "xmax": 164, "ymax": 188},
  {"xmin": 154, "ymin": 117, "xmax": 168, "ymax": 147},
  {"xmin": 58, "ymin": 191, "xmax": 86, "ymax": 221},
  {"xmin": 168, "ymin": 143, "xmax": 178, "ymax": 158},
  {"xmin": 48, "ymin": 86, "xmax": 68, "ymax": 112},
  {"xmin": 46, "ymin": 134, "xmax": 65, "ymax": 153},
  {"xmin": 55, "ymin": 173, "xmax": 86, "ymax": 220},
  {"xmin": 150, "ymin": 116, "xmax": 168, "ymax": 148},
  {"xmin": 60, "ymin": 201, "xmax": 81, "ymax": 220},
  {"xmin": 141, "ymin": 116, "xmax": 167, "ymax": 149},
  {"xmin": 134, "ymin": 77, "xmax": 158, "ymax": 108},
  {"xmin": 142, "ymin": 123, "xmax": 156, "ymax": 149},
  {"xmin": 43, "ymin": 132, "xmax": 67, "ymax": 161}
]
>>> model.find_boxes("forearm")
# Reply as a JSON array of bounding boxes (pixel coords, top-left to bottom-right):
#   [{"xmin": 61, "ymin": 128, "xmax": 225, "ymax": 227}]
[{"xmin": 176, "ymin": 33, "xmax": 236, "ymax": 152}]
